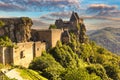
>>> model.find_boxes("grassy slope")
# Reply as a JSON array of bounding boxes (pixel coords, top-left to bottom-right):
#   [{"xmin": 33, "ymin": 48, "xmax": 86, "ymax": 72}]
[
  {"xmin": 0, "ymin": 64, "xmax": 47, "ymax": 80},
  {"xmin": 16, "ymin": 68, "xmax": 47, "ymax": 80}
]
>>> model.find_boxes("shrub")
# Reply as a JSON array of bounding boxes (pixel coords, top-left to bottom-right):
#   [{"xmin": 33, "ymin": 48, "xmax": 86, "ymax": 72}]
[
  {"xmin": 0, "ymin": 36, "xmax": 13, "ymax": 47},
  {"xmin": 86, "ymin": 64, "xmax": 109, "ymax": 80},
  {"xmin": 0, "ymin": 20, "xmax": 5, "ymax": 27},
  {"xmin": 49, "ymin": 24, "xmax": 57, "ymax": 29},
  {"xmin": 104, "ymin": 64, "xmax": 120, "ymax": 80},
  {"xmin": 29, "ymin": 52, "xmax": 64, "ymax": 80},
  {"xmin": 97, "ymin": 47, "xmax": 105, "ymax": 54}
]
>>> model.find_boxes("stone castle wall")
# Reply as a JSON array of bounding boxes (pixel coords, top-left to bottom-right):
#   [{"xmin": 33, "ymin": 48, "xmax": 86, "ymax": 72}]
[
  {"xmin": 31, "ymin": 29, "xmax": 63, "ymax": 48},
  {"xmin": 0, "ymin": 47, "xmax": 13, "ymax": 65},
  {"xmin": 0, "ymin": 41, "xmax": 46, "ymax": 68},
  {"xmin": 34, "ymin": 42, "xmax": 46, "ymax": 57},
  {"xmin": 12, "ymin": 42, "xmax": 34, "ymax": 67},
  {"xmin": 51, "ymin": 29, "xmax": 63, "ymax": 47}
]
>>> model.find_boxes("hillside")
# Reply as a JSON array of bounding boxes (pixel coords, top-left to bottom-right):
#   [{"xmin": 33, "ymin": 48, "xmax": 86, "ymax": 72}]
[
  {"xmin": 88, "ymin": 27, "xmax": 120, "ymax": 54},
  {"xmin": 0, "ymin": 65, "xmax": 47, "ymax": 80},
  {"xmin": 29, "ymin": 33, "xmax": 120, "ymax": 80}
]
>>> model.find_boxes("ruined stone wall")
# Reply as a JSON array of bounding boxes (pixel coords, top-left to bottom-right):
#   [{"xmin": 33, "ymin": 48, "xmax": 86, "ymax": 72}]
[
  {"xmin": 0, "ymin": 47, "xmax": 4, "ymax": 64},
  {"xmin": 0, "ymin": 47, "xmax": 13, "ymax": 65},
  {"xmin": 0, "ymin": 17, "xmax": 33, "ymax": 42},
  {"xmin": 32, "ymin": 29, "xmax": 52, "ymax": 49},
  {"xmin": 34, "ymin": 42, "xmax": 46, "ymax": 57},
  {"xmin": 31, "ymin": 29, "xmax": 62, "ymax": 48},
  {"xmin": 12, "ymin": 42, "xmax": 34, "ymax": 68},
  {"xmin": 0, "ymin": 41, "xmax": 46, "ymax": 67},
  {"xmin": 51, "ymin": 29, "xmax": 63, "ymax": 47}
]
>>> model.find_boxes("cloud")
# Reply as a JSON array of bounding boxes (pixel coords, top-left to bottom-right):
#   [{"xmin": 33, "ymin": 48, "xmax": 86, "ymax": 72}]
[
  {"xmin": 97, "ymin": 10, "xmax": 120, "ymax": 17},
  {"xmin": 49, "ymin": 11, "xmax": 72, "ymax": 18},
  {"xmin": 40, "ymin": 16, "xmax": 55, "ymax": 21},
  {"xmin": 40, "ymin": 11, "xmax": 72, "ymax": 22},
  {"xmin": 32, "ymin": 18, "xmax": 49, "ymax": 29},
  {"xmin": 88, "ymin": 4, "xmax": 117, "ymax": 10},
  {"xmin": 0, "ymin": 1, "xmax": 27, "ymax": 11},
  {"xmin": 86, "ymin": 4, "xmax": 119, "ymax": 16},
  {"xmin": 0, "ymin": 0, "xmax": 81, "ymax": 12}
]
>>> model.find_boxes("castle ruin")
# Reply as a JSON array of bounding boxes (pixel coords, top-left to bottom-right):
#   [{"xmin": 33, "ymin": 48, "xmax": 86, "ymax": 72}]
[
  {"xmin": 0, "ymin": 12, "xmax": 88, "ymax": 67},
  {"xmin": 55, "ymin": 11, "xmax": 88, "ymax": 43}
]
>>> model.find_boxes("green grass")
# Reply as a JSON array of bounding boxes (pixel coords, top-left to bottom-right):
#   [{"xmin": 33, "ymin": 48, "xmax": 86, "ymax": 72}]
[{"xmin": 16, "ymin": 68, "xmax": 47, "ymax": 80}]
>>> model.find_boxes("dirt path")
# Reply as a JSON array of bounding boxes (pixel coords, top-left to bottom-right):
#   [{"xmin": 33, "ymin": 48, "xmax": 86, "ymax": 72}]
[{"xmin": 2, "ymin": 69, "xmax": 23, "ymax": 80}]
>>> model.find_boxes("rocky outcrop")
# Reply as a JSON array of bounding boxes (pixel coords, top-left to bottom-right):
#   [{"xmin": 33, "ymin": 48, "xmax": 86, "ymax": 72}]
[
  {"xmin": 61, "ymin": 30, "xmax": 70, "ymax": 44},
  {"xmin": 79, "ymin": 22, "xmax": 88, "ymax": 43},
  {"xmin": 0, "ymin": 17, "xmax": 33, "ymax": 42}
]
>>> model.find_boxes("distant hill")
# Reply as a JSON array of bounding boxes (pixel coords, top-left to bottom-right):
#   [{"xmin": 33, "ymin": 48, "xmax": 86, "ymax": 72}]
[{"xmin": 89, "ymin": 27, "xmax": 120, "ymax": 54}]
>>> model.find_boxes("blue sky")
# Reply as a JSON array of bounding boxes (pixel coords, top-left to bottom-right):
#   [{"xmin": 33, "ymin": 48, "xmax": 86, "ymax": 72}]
[{"xmin": 0, "ymin": 0, "xmax": 120, "ymax": 30}]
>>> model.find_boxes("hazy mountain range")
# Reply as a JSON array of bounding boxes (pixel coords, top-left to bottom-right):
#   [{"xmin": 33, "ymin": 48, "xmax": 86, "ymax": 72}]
[{"xmin": 88, "ymin": 27, "xmax": 120, "ymax": 54}]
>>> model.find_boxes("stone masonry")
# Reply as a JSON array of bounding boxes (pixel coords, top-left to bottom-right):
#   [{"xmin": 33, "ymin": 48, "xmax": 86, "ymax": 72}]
[
  {"xmin": 31, "ymin": 29, "xmax": 63, "ymax": 49},
  {"xmin": 0, "ymin": 12, "xmax": 88, "ymax": 67},
  {"xmin": 0, "ymin": 42, "xmax": 46, "ymax": 68}
]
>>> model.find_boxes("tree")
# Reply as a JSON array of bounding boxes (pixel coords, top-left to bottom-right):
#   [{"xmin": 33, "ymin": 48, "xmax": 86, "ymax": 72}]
[
  {"xmin": 0, "ymin": 20, "xmax": 5, "ymax": 27},
  {"xmin": 104, "ymin": 64, "xmax": 120, "ymax": 80},
  {"xmin": 29, "ymin": 52, "xmax": 64, "ymax": 80},
  {"xmin": 49, "ymin": 24, "xmax": 57, "ymax": 29}
]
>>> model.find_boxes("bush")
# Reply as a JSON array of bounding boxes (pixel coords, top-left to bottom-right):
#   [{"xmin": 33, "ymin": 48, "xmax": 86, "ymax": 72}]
[
  {"xmin": 63, "ymin": 68, "xmax": 90, "ymax": 80},
  {"xmin": 29, "ymin": 52, "xmax": 64, "ymax": 80},
  {"xmin": 86, "ymin": 64, "xmax": 109, "ymax": 80},
  {"xmin": 50, "ymin": 45, "xmax": 79, "ymax": 68},
  {"xmin": 0, "ymin": 36, "xmax": 13, "ymax": 47},
  {"xmin": 104, "ymin": 64, "xmax": 120, "ymax": 80},
  {"xmin": 49, "ymin": 24, "xmax": 57, "ymax": 29},
  {"xmin": 0, "ymin": 20, "xmax": 5, "ymax": 27},
  {"xmin": 97, "ymin": 47, "xmax": 105, "ymax": 54},
  {"xmin": 62, "ymin": 67, "xmax": 101, "ymax": 80}
]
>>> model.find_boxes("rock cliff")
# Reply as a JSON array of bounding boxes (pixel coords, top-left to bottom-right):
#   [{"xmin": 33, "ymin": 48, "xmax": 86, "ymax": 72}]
[{"xmin": 0, "ymin": 17, "xmax": 33, "ymax": 42}]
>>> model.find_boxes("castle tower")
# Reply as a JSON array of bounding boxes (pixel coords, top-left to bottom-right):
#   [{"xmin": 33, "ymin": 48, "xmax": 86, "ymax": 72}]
[
  {"xmin": 70, "ymin": 11, "xmax": 79, "ymax": 22},
  {"xmin": 55, "ymin": 18, "xmax": 63, "ymax": 29}
]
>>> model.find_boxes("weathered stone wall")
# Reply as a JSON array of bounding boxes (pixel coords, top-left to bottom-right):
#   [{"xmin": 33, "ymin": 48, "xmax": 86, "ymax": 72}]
[
  {"xmin": 32, "ymin": 29, "xmax": 51, "ymax": 49},
  {"xmin": 51, "ymin": 29, "xmax": 63, "ymax": 47},
  {"xmin": 12, "ymin": 42, "xmax": 34, "ymax": 68},
  {"xmin": 0, "ymin": 47, "xmax": 13, "ymax": 65},
  {"xmin": 34, "ymin": 42, "xmax": 46, "ymax": 57},
  {"xmin": 31, "ymin": 29, "xmax": 63, "ymax": 48},
  {"xmin": 0, "ymin": 17, "xmax": 33, "ymax": 42},
  {"xmin": 0, "ymin": 41, "xmax": 46, "ymax": 67},
  {"xmin": 0, "ymin": 47, "xmax": 4, "ymax": 64}
]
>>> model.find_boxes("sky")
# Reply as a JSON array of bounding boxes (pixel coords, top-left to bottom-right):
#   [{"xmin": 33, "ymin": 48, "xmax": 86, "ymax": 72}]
[{"xmin": 0, "ymin": 0, "xmax": 120, "ymax": 30}]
